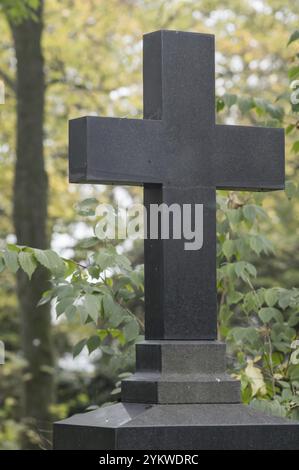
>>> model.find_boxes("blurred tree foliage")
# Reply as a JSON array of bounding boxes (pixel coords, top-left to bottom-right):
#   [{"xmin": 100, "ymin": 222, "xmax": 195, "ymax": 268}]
[{"xmin": 0, "ymin": 0, "xmax": 299, "ymax": 449}]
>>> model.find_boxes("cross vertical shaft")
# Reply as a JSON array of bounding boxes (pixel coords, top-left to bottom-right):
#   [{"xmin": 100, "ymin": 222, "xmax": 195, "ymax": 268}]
[{"xmin": 143, "ymin": 31, "xmax": 217, "ymax": 340}]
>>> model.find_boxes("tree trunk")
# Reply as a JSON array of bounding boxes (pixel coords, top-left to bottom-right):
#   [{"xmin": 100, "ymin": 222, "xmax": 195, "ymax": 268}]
[{"xmin": 10, "ymin": 1, "xmax": 55, "ymax": 449}]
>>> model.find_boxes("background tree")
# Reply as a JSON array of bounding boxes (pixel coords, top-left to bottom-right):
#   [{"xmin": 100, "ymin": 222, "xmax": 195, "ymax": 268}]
[{"xmin": 0, "ymin": 0, "xmax": 54, "ymax": 448}]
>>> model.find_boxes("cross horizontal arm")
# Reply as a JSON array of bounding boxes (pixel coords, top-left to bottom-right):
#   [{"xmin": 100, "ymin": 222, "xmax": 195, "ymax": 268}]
[
  {"xmin": 69, "ymin": 116, "xmax": 166, "ymax": 185},
  {"xmin": 214, "ymin": 124, "xmax": 285, "ymax": 191}
]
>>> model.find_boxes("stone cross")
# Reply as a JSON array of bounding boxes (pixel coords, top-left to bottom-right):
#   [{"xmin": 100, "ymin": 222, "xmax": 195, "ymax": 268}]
[
  {"xmin": 70, "ymin": 30, "xmax": 284, "ymax": 341},
  {"xmin": 55, "ymin": 31, "xmax": 299, "ymax": 450}
]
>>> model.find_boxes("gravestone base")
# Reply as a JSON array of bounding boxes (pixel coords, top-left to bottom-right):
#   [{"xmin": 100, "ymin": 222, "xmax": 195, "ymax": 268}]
[
  {"xmin": 54, "ymin": 341, "xmax": 299, "ymax": 450},
  {"xmin": 53, "ymin": 402, "xmax": 299, "ymax": 450}
]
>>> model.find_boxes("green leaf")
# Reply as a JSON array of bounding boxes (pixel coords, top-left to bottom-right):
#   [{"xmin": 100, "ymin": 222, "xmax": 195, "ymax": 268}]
[
  {"xmin": 56, "ymin": 285, "xmax": 74, "ymax": 300},
  {"xmin": 278, "ymin": 290, "xmax": 293, "ymax": 310},
  {"xmin": 223, "ymin": 93, "xmax": 237, "ymax": 108},
  {"xmin": 65, "ymin": 305, "xmax": 77, "ymax": 321},
  {"xmin": 101, "ymin": 292, "xmax": 114, "ymax": 314},
  {"xmin": 56, "ymin": 297, "xmax": 74, "ymax": 317},
  {"xmin": 129, "ymin": 268, "xmax": 144, "ymax": 290},
  {"xmin": 37, "ymin": 290, "xmax": 53, "ymax": 307},
  {"xmin": 97, "ymin": 329, "xmax": 109, "ymax": 341},
  {"xmin": 250, "ymin": 399, "xmax": 287, "ymax": 418},
  {"xmin": 243, "ymin": 292, "xmax": 260, "ymax": 315},
  {"xmin": 235, "ymin": 237, "xmax": 247, "ymax": 257},
  {"xmin": 254, "ymin": 98, "xmax": 269, "ymax": 114},
  {"xmin": 271, "ymin": 352, "xmax": 284, "ymax": 367},
  {"xmin": 227, "ymin": 291, "xmax": 243, "ymax": 305},
  {"xmin": 271, "ymin": 323, "xmax": 296, "ymax": 352},
  {"xmin": 249, "ymin": 236, "xmax": 264, "ymax": 255},
  {"xmin": 6, "ymin": 243, "xmax": 19, "ymax": 252},
  {"xmin": 63, "ymin": 259, "xmax": 78, "ymax": 278},
  {"xmin": 286, "ymin": 124, "xmax": 295, "ymax": 135},
  {"xmin": 256, "ymin": 288, "xmax": 266, "ymax": 307},
  {"xmin": 94, "ymin": 250, "xmax": 115, "ymax": 271},
  {"xmin": 242, "ymin": 289, "xmax": 263, "ymax": 315},
  {"xmin": 84, "ymin": 294, "xmax": 100, "ymax": 322},
  {"xmin": 219, "ymin": 305, "xmax": 234, "ymax": 327},
  {"xmin": 288, "ymin": 30, "xmax": 299, "ymax": 46},
  {"xmin": 288, "ymin": 311, "xmax": 299, "ymax": 327},
  {"xmin": 115, "ymin": 253, "xmax": 132, "ymax": 272},
  {"xmin": 288, "ymin": 66, "xmax": 299, "ymax": 81},
  {"xmin": 249, "ymin": 235, "xmax": 273, "ymax": 255},
  {"xmin": 76, "ymin": 300, "xmax": 89, "ymax": 324},
  {"xmin": 289, "ymin": 365, "xmax": 299, "ymax": 381},
  {"xmin": 73, "ymin": 339, "xmax": 87, "ymax": 358},
  {"xmin": 34, "ymin": 249, "xmax": 65, "ymax": 277},
  {"xmin": 285, "ymin": 180, "xmax": 297, "ymax": 199},
  {"xmin": 77, "ymin": 237, "xmax": 99, "ymax": 249},
  {"xmin": 112, "ymin": 304, "xmax": 126, "ymax": 328},
  {"xmin": 222, "ymin": 239, "xmax": 235, "ymax": 260},
  {"xmin": 102, "ymin": 294, "xmax": 125, "ymax": 327},
  {"xmin": 18, "ymin": 251, "xmax": 37, "ymax": 279},
  {"xmin": 253, "ymin": 98, "xmax": 284, "ymax": 120},
  {"xmin": 87, "ymin": 335, "xmax": 101, "ymax": 354},
  {"xmin": 266, "ymin": 104, "xmax": 284, "ymax": 121},
  {"xmin": 230, "ymin": 327, "xmax": 260, "ymax": 345},
  {"xmin": 226, "ymin": 208, "xmax": 242, "ymax": 225},
  {"xmin": 75, "ymin": 198, "xmax": 98, "ymax": 216},
  {"xmin": 4, "ymin": 250, "xmax": 19, "ymax": 273},
  {"xmin": 258, "ymin": 307, "xmax": 283, "ymax": 324},
  {"xmin": 243, "ymin": 205, "xmax": 256, "ymax": 222},
  {"xmin": 94, "ymin": 247, "xmax": 132, "ymax": 273},
  {"xmin": 216, "ymin": 97, "xmax": 225, "ymax": 112},
  {"xmin": 234, "ymin": 261, "xmax": 256, "ymax": 282},
  {"xmin": 264, "ymin": 289, "xmax": 279, "ymax": 307},
  {"xmin": 238, "ymin": 96, "xmax": 254, "ymax": 114},
  {"xmin": 292, "ymin": 141, "xmax": 299, "ymax": 154},
  {"xmin": 243, "ymin": 204, "xmax": 266, "ymax": 223},
  {"xmin": 234, "ymin": 261, "xmax": 246, "ymax": 278},
  {"xmin": 218, "ymin": 262, "xmax": 235, "ymax": 280},
  {"xmin": 0, "ymin": 256, "xmax": 5, "ymax": 273},
  {"xmin": 123, "ymin": 319, "xmax": 139, "ymax": 342}
]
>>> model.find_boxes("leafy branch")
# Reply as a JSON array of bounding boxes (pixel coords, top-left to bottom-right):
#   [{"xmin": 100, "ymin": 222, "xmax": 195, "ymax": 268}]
[{"xmin": 0, "ymin": 242, "xmax": 144, "ymax": 358}]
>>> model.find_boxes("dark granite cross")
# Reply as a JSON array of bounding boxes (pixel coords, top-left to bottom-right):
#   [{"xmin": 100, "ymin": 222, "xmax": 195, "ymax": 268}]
[{"xmin": 69, "ymin": 30, "xmax": 284, "ymax": 341}]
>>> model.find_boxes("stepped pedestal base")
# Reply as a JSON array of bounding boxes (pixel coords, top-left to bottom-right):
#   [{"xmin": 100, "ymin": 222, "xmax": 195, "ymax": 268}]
[
  {"xmin": 54, "ymin": 341, "xmax": 299, "ymax": 449},
  {"xmin": 54, "ymin": 402, "xmax": 299, "ymax": 450}
]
